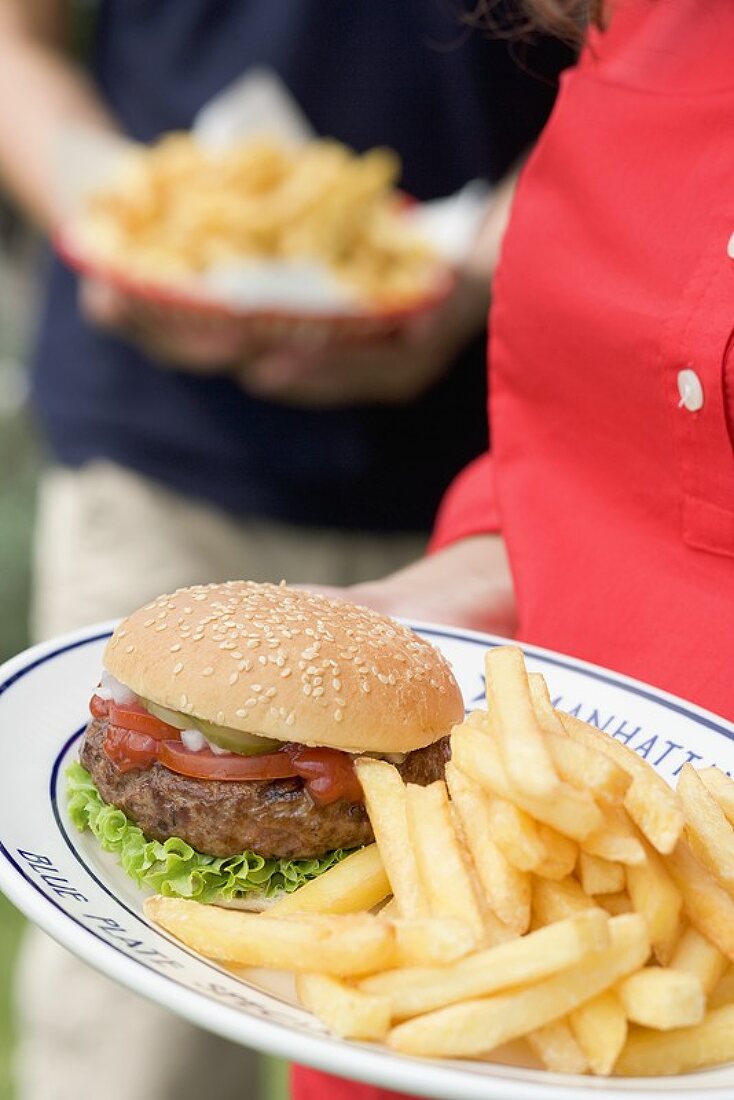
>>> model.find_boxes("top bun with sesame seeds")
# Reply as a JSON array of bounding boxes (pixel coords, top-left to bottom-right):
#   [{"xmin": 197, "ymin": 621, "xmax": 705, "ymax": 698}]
[{"xmin": 103, "ymin": 580, "xmax": 464, "ymax": 754}]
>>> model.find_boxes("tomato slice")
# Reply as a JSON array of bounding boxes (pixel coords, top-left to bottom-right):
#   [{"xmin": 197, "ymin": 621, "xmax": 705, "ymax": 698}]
[
  {"xmin": 287, "ymin": 746, "xmax": 363, "ymax": 806},
  {"xmin": 104, "ymin": 725, "xmax": 160, "ymax": 773},
  {"xmin": 108, "ymin": 701, "xmax": 180, "ymax": 740},
  {"xmin": 90, "ymin": 693, "xmax": 110, "ymax": 720},
  {"xmin": 157, "ymin": 741, "xmax": 299, "ymax": 782}
]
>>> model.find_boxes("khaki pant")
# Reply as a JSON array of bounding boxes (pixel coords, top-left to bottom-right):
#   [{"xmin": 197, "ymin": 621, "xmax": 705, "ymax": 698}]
[{"xmin": 15, "ymin": 461, "xmax": 425, "ymax": 1100}]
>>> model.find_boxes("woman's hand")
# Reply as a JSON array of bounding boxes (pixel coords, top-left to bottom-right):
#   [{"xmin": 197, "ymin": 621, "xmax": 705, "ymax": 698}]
[
  {"xmin": 306, "ymin": 534, "xmax": 517, "ymax": 637},
  {"xmin": 79, "ymin": 277, "xmax": 253, "ymax": 370},
  {"xmin": 236, "ymin": 270, "xmax": 489, "ymax": 408}
]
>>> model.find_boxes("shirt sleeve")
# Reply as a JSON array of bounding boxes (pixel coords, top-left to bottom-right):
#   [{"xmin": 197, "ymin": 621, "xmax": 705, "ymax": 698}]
[{"xmin": 428, "ymin": 451, "xmax": 501, "ymax": 553}]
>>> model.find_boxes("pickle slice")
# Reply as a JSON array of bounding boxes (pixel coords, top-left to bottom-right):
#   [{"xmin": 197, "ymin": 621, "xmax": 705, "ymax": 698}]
[
  {"xmin": 143, "ymin": 698, "xmax": 281, "ymax": 755},
  {"xmin": 192, "ymin": 718, "xmax": 281, "ymax": 756},
  {"xmin": 143, "ymin": 700, "xmax": 189, "ymax": 729}
]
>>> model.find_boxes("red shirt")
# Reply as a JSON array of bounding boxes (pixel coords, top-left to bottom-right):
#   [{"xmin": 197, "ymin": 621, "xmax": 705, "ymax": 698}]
[{"xmin": 293, "ymin": 2, "xmax": 734, "ymax": 1096}]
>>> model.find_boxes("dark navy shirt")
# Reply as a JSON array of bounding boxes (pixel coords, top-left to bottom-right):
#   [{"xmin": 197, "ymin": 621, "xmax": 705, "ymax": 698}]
[{"xmin": 32, "ymin": 1, "xmax": 571, "ymax": 531}]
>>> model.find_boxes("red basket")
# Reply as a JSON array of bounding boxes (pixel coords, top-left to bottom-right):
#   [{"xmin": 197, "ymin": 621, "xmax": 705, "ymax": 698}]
[{"xmin": 55, "ymin": 228, "xmax": 455, "ymax": 349}]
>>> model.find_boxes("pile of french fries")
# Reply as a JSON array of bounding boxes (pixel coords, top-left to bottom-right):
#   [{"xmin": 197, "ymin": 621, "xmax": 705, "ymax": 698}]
[
  {"xmin": 146, "ymin": 646, "xmax": 734, "ymax": 1078},
  {"xmin": 80, "ymin": 134, "xmax": 441, "ymax": 307}
]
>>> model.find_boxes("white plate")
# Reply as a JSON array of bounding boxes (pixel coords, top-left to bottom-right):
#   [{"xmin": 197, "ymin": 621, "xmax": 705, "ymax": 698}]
[{"xmin": 1, "ymin": 621, "xmax": 733, "ymax": 1099}]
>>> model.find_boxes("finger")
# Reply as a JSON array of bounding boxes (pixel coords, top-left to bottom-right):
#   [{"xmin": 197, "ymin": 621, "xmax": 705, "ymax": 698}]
[{"xmin": 79, "ymin": 278, "xmax": 130, "ymax": 330}]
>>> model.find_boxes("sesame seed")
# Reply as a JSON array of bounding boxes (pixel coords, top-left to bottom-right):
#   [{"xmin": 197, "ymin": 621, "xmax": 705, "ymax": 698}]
[
  {"xmin": 303, "ymin": 685, "xmax": 312, "ymax": 696},
  {"xmin": 332, "ymin": 678, "xmax": 341, "ymax": 691},
  {"xmin": 170, "ymin": 643, "xmax": 182, "ymax": 653},
  {"xmin": 334, "ymin": 709, "xmax": 343, "ymax": 722},
  {"xmin": 125, "ymin": 644, "xmax": 135, "ymax": 653},
  {"xmin": 251, "ymin": 684, "xmax": 262, "ymax": 693},
  {"xmin": 313, "ymin": 686, "xmax": 324, "ymax": 698},
  {"xmin": 265, "ymin": 687, "xmax": 276, "ymax": 698},
  {"xmin": 281, "ymin": 669, "xmax": 292, "ymax": 678},
  {"xmin": 286, "ymin": 712, "xmax": 295, "ymax": 726},
  {"xmin": 228, "ymin": 672, "xmax": 239, "ymax": 685},
  {"xmin": 202, "ymin": 667, "xmax": 214, "ymax": 677},
  {"xmin": 216, "ymin": 711, "xmax": 225, "ymax": 724},
  {"xmin": 258, "ymin": 655, "xmax": 267, "ymax": 665},
  {"xmin": 173, "ymin": 662, "xmax": 184, "ymax": 675},
  {"xmin": 180, "ymin": 694, "xmax": 188, "ymax": 707},
  {"xmin": 244, "ymin": 698, "xmax": 257, "ymax": 708},
  {"xmin": 235, "ymin": 708, "xmax": 247, "ymax": 718}
]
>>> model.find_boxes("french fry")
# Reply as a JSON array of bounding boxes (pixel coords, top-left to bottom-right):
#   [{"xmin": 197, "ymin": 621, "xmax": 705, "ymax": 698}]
[
  {"xmin": 709, "ymin": 967, "xmax": 734, "ymax": 1009},
  {"xmin": 665, "ymin": 839, "xmax": 734, "ymax": 962},
  {"xmin": 446, "ymin": 762, "xmax": 531, "ymax": 933},
  {"xmin": 485, "ymin": 796, "xmax": 547, "ymax": 872},
  {"xmin": 578, "ymin": 851, "xmax": 626, "ymax": 896},
  {"xmin": 391, "ymin": 918, "xmax": 476, "ymax": 968},
  {"xmin": 268, "ymin": 844, "xmax": 389, "ymax": 916},
  {"xmin": 145, "ymin": 897, "xmax": 394, "ymax": 976},
  {"xmin": 559, "ymin": 712, "xmax": 683, "ymax": 854},
  {"xmin": 698, "ymin": 767, "xmax": 734, "ymax": 827},
  {"xmin": 354, "ymin": 759, "xmax": 428, "ymax": 918},
  {"xmin": 678, "ymin": 763, "xmax": 734, "ymax": 890},
  {"xmin": 534, "ymin": 826, "xmax": 578, "ymax": 881},
  {"xmin": 615, "ymin": 1005, "xmax": 734, "ymax": 1076},
  {"xmin": 544, "ymin": 728, "xmax": 631, "ymax": 804},
  {"xmin": 596, "ymin": 892, "xmax": 633, "ymax": 916},
  {"xmin": 452, "ymin": 725, "xmax": 603, "ymax": 841},
  {"xmin": 296, "ymin": 974, "xmax": 391, "ymax": 1040},
  {"xmin": 617, "ymin": 967, "xmax": 705, "ymax": 1029},
  {"xmin": 569, "ymin": 991, "xmax": 627, "ymax": 1076},
  {"xmin": 581, "ymin": 800, "xmax": 647, "ymax": 866},
  {"xmin": 387, "ymin": 914, "xmax": 649, "ymax": 1058},
  {"xmin": 527, "ymin": 1020, "xmax": 589, "ymax": 1074},
  {"xmin": 485, "ymin": 647, "xmax": 559, "ymax": 797},
  {"xmin": 670, "ymin": 926, "xmax": 727, "ymax": 996},
  {"xmin": 528, "ymin": 673, "xmax": 566, "ymax": 736},
  {"xmin": 360, "ymin": 909, "xmax": 610, "ymax": 1019},
  {"xmin": 404, "ymin": 780, "xmax": 485, "ymax": 941},
  {"xmin": 532, "ymin": 875, "xmax": 596, "ymax": 925},
  {"xmin": 626, "ymin": 837, "xmax": 682, "ymax": 964},
  {"xmin": 582, "ymin": 804, "xmax": 646, "ymax": 867}
]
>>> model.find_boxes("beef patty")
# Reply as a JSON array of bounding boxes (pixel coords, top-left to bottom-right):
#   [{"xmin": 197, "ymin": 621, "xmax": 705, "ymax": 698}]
[{"xmin": 79, "ymin": 719, "xmax": 450, "ymax": 859}]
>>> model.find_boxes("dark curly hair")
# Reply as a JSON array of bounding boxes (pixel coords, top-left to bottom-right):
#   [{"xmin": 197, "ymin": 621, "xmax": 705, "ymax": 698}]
[{"xmin": 466, "ymin": 0, "xmax": 606, "ymax": 41}]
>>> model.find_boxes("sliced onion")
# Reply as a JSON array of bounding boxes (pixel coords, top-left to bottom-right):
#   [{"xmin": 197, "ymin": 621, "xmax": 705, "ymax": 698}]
[
  {"xmin": 206, "ymin": 738, "xmax": 231, "ymax": 756},
  {"xmin": 181, "ymin": 728, "xmax": 207, "ymax": 752},
  {"xmin": 99, "ymin": 670, "xmax": 137, "ymax": 705}
]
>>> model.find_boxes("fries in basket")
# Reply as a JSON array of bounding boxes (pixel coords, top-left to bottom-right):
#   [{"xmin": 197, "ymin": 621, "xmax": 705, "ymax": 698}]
[
  {"xmin": 72, "ymin": 134, "xmax": 446, "ymax": 312},
  {"xmin": 145, "ymin": 644, "xmax": 734, "ymax": 1078}
]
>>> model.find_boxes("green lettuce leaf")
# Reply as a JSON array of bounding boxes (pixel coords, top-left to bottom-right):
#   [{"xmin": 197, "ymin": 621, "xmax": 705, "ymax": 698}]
[{"xmin": 66, "ymin": 762, "xmax": 349, "ymax": 904}]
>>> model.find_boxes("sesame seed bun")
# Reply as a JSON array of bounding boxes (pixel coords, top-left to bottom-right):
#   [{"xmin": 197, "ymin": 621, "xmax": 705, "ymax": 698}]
[{"xmin": 103, "ymin": 581, "xmax": 464, "ymax": 754}]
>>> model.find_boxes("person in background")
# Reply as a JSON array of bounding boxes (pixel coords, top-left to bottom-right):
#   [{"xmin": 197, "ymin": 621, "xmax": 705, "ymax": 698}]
[
  {"xmin": 291, "ymin": 0, "xmax": 734, "ymax": 1096},
  {"xmin": 0, "ymin": 2, "xmax": 572, "ymax": 1098}
]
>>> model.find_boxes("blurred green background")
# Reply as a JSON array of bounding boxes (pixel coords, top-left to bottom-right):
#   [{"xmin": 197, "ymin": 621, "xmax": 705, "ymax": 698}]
[
  {"xmin": 0, "ymin": 228, "xmax": 40, "ymax": 1100},
  {"xmin": 0, "ymin": 232, "xmax": 287, "ymax": 1100}
]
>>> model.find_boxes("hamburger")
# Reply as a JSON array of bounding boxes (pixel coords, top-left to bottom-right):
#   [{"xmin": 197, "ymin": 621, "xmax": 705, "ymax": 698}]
[{"xmin": 68, "ymin": 581, "xmax": 463, "ymax": 908}]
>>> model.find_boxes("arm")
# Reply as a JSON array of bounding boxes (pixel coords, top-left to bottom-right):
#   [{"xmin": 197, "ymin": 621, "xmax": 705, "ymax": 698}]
[
  {"xmin": 0, "ymin": 1, "xmax": 116, "ymax": 231},
  {"xmin": 309, "ymin": 534, "xmax": 516, "ymax": 637},
  {"xmin": 0, "ymin": 1, "xmax": 253, "ymax": 369}
]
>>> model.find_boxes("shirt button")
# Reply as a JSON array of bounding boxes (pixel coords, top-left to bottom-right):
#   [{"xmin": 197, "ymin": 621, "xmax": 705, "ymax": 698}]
[{"xmin": 677, "ymin": 369, "xmax": 704, "ymax": 412}]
